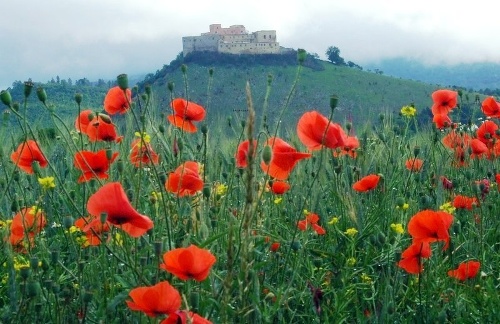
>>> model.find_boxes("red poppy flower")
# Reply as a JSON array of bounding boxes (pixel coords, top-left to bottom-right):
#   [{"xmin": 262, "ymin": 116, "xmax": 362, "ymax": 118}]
[
  {"xmin": 481, "ymin": 96, "xmax": 500, "ymax": 118},
  {"xmin": 75, "ymin": 110, "xmax": 122, "ymax": 143},
  {"xmin": 73, "ymin": 150, "xmax": 118, "ymax": 183},
  {"xmin": 432, "ymin": 113, "xmax": 452, "ymax": 129},
  {"xmin": 104, "ymin": 86, "xmax": 132, "ymax": 115},
  {"xmin": 160, "ymin": 244, "xmax": 216, "ymax": 281},
  {"xmin": 269, "ymin": 181, "xmax": 290, "ymax": 195},
  {"xmin": 87, "ymin": 182, "xmax": 154, "ymax": 237},
  {"xmin": 270, "ymin": 242, "xmax": 281, "ymax": 252},
  {"xmin": 130, "ymin": 138, "xmax": 159, "ymax": 167},
  {"xmin": 167, "ymin": 98, "xmax": 206, "ymax": 133},
  {"xmin": 297, "ymin": 111, "xmax": 347, "ymax": 151},
  {"xmin": 161, "ymin": 310, "xmax": 212, "ymax": 324},
  {"xmin": 496, "ymin": 174, "xmax": 500, "ymax": 191},
  {"xmin": 440, "ymin": 176, "xmax": 453, "ymax": 190},
  {"xmin": 405, "ymin": 158, "xmax": 423, "ymax": 172},
  {"xmin": 235, "ymin": 139, "xmax": 257, "ymax": 168},
  {"xmin": 398, "ymin": 242, "xmax": 432, "ymax": 274},
  {"xmin": 297, "ymin": 212, "xmax": 326, "ymax": 235},
  {"xmin": 352, "ymin": 174, "xmax": 380, "ymax": 192},
  {"xmin": 75, "ymin": 109, "xmax": 94, "ymax": 133},
  {"xmin": 333, "ymin": 136, "xmax": 360, "ymax": 158},
  {"xmin": 442, "ymin": 130, "xmax": 471, "ymax": 149},
  {"xmin": 447, "ymin": 260, "xmax": 480, "ymax": 281},
  {"xmin": 11, "ymin": 140, "xmax": 48, "ymax": 174},
  {"xmin": 407, "ymin": 210, "xmax": 453, "ymax": 250},
  {"xmin": 476, "ymin": 120, "xmax": 498, "ymax": 146},
  {"xmin": 74, "ymin": 216, "xmax": 111, "ymax": 246},
  {"xmin": 166, "ymin": 161, "xmax": 204, "ymax": 197},
  {"xmin": 260, "ymin": 137, "xmax": 311, "ymax": 180},
  {"xmin": 431, "ymin": 90, "xmax": 457, "ymax": 115},
  {"xmin": 126, "ymin": 281, "xmax": 181, "ymax": 317},
  {"xmin": 475, "ymin": 178, "xmax": 490, "ymax": 200},
  {"xmin": 9, "ymin": 207, "xmax": 47, "ymax": 248},
  {"xmin": 452, "ymin": 195, "xmax": 478, "ymax": 210},
  {"xmin": 469, "ymin": 138, "xmax": 490, "ymax": 159}
]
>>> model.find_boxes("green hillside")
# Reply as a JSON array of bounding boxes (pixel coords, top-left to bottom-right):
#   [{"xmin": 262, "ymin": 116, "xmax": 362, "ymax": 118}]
[
  {"xmin": 140, "ymin": 52, "xmax": 476, "ymax": 131},
  {"xmin": 2, "ymin": 52, "xmax": 482, "ymax": 132}
]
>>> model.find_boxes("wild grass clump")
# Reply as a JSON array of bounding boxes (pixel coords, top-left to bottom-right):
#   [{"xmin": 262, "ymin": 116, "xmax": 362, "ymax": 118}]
[{"xmin": 0, "ymin": 54, "xmax": 499, "ymax": 323}]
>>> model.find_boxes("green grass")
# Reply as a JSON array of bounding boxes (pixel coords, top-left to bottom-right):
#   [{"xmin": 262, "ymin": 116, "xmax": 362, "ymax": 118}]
[{"xmin": 0, "ymin": 66, "xmax": 498, "ymax": 323}]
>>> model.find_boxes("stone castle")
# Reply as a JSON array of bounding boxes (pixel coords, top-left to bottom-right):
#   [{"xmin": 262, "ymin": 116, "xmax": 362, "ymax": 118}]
[{"xmin": 182, "ymin": 24, "xmax": 281, "ymax": 56}]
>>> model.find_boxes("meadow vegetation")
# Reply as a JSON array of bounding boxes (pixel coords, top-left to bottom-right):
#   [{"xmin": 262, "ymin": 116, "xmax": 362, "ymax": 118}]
[{"xmin": 0, "ymin": 50, "xmax": 499, "ymax": 323}]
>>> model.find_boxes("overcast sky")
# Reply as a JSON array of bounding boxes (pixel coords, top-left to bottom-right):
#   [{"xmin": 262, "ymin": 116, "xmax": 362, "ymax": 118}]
[{"xmin": 1, "ymin": 0, "xmax": 499, "ymax": 90}]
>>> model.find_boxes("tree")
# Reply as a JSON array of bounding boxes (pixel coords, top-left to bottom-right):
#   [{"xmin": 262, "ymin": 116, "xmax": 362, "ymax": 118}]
[{"xmin": 326, "ymin": 46, "xmax": 346, "ymax": 66}]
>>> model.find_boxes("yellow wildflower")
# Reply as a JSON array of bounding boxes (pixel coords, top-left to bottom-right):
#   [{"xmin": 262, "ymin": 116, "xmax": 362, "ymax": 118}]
[
  {"xmin": 113, "ymin": 233, "xmax": 123, "ymax": 246},
  {"xmin": 38, "ymin": 176, "xmax": 56, "ymax": 190},
  {"xmin": 346, "ymin": 257, "xmax": 356, "ymax": 267},
  {"xmin": 439, "ymin": 202, "xmax": 456, "ymax": 214},
  {"xmin": 344, "ymin": 228, "xmax": 358, "ymax": 237},
  {"xmin": 273, "ymin": 197, "xmax": 283, "ymax": 205},
  {"xmin": 396, "ymin": 203, "xmax": 409, "ymax": 210},
  {"xmin": 390, "ymin": 223, "xmax": 404, "ymax": 234},
  {"xmin": 400, "ymin": 105, "xmax": 417, "ymax": 117},
  {"xmin": 328, "ymin": 217, "xmax": 339, "ymax": 225},
  {"xmin": 68, "ymin": 226, "xmax": 81, "ymax": 234},
  {"xmin": 215, "ymin": 183, "xmax": 228, "ymax": 196},
  {"xmin": 134, "ymin": 131, "xmax": 151, "ymax": 146},
  {"xmin": 361, "ymin": 273, "xmax": 372, "ymax": 283}
]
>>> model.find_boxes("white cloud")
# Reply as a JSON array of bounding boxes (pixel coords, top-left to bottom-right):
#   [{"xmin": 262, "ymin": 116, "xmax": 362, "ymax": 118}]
[{"xmin": 1, "ymin": 0, "xmax": 499, "ymax": 89}]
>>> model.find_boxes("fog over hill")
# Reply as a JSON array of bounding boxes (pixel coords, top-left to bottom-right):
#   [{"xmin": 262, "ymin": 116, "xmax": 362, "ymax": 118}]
[{"xmin": 364, "ymin": 58, "xmax": 500, "ymax": 91}]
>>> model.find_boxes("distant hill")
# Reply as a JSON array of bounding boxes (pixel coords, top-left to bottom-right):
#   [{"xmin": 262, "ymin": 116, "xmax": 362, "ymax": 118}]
[
  {"xmin": 3, "ymin": 52, "xmax": 486, "ymax": 134},
  {"xmin": 364, "ymin": 58, "xmax": 500, "ymax": 93},
  {"xmin": 137, "ymin": 51, "xmax": 481, "ymax": 130}
]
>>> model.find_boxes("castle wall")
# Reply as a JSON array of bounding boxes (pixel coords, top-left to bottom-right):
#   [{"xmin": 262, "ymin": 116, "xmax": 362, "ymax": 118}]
[
  {"xmin": 184, "ymin": 24, "xmax": 280, "ymax": 56},
  {"xmin": 182, "ymin": 35, "xmax": 221, "ymax": 56}
]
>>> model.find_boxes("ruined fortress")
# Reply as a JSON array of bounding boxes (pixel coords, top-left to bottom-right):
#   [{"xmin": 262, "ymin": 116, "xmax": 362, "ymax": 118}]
[{"xmin": 182, "ymin": 24, "xmax": 282, "ymax": 56}]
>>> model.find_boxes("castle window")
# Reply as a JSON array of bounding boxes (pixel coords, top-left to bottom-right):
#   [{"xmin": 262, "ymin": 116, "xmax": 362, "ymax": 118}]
[{"xmin": 263, "ymin": 35, "xmax": 266, "ymax": 39}]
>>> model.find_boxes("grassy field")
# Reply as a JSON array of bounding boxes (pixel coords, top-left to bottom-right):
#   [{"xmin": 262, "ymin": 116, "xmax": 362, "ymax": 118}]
[{"xmin": 0, "ymin": 59, "xmax": 498, "ymax": 323}]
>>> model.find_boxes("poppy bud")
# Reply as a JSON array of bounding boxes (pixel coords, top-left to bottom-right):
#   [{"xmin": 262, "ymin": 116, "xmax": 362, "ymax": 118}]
[
  {"xmin": 116, "ymin": 159, "xmax": 124, "ymax": 174},
  {"xmin": 20, "ymin": 266, "xmax": 31, "ymax": 280},
  {"xmin": 262, "ymin": 145, "xmax": 272, "ymax": 164},
  {"xmin": 98, "ymin": 113, "xmax": 112, "ymax": 124},
  {"xmin": 227, "ymin": 116, "xmax": 232, "ymax": 127},
  {"xmin": 141, "ymin": 93, "xmax": 148, "ymax": 101},
  {"xmin": 201, "ymin": 123, "xmax": 208, "ymax": 134},
  {"xmin": 345, "ymin": 122, "xmax": 352, "ymax": 132},
  {"xmin": 297, "ymin": 48, "xmax": 307, "ymax": 64},
  {"xmin": 267, "ymin": 73, "xmax": 273, "ymax": 86},
  {"xmin": 181, "ymin": 64, "xmax": 187, "ymax": 73},
  {"xmin": 12, "ymin": 102, "xmax": 20, "ymax": 112},
  {"xmin": 24, "ymin": 80, "xmax": 34, "ymax": 98},
  {"xmin": 27, "ymin": 281, "xmax": 41, "ymax": 298},
  {"xmin": 395, "ymin": 196, "xmax": 405, "ymax": 208},
  {"xmin": 0, "ymin": 90, "xmax": 12, "ymax": 107},
  {"xmin": 167, "ymin": 82, "xmax": 174, "ymax": 92},
  {"xmin": 117, "ymin": 74, "xmax": 129, "ymax": 90},
  {"xmin": 126, "ymin": 188, "xmax": 134, "ymax": 201},
  {"xmin": 144, "ymin": 84, "xmax": 152, "ymax": 96},
  {"xmin": 31, "ymin": 161, "xmax": 41, "ymax": 176},
  {"xmin": 100, "ymin": 212, "xmax": 108, "ymax": 224},
  {"xmin": 30, "ymin": 257, "xmax": 39, "ymax": 270},
  {"xmin": 208, "ymin": 68, "xmax": 214, "ymax": 77},
  {"xmin": 240, "ymin": 120, "xmax": 246, "ymax": 128},
  {"xmin": 158, "ymin": 124, "xmax": 165, "ymax": 134},
  {"xmin": 203, "ymin": 185, "xmax": 211, "ymax": 199},
  {"xmin": 63, "ymin": 216, "xmax": 74, "ymax": 229},
  {"xmin": 291, "ymin": 241, "xmax": 301, "ymax": 251},
  {"xmin": 74, "ymin": 93, "xmax": 83, "ymax": 105},
  {"xmin": 40, "ymin": 259, "xmax": 49, "ymax": 271},
  {"xmin": 413, "ymin": 146, "xmax": 420, "ymax": 157},
  {"xmin": 153, "ymin": 241, "xmax": 163, "ymax": 256},
  {"xmin": 159, "ymin": 171, "xmax": 167, "ymax": 184},
  {"xmin": 330, "ymin": 95, "xmax": 339, "ymax": 110},
  {"xmin": 36, "ymin": 87, "xmax": 47, "ymax": 104}
]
